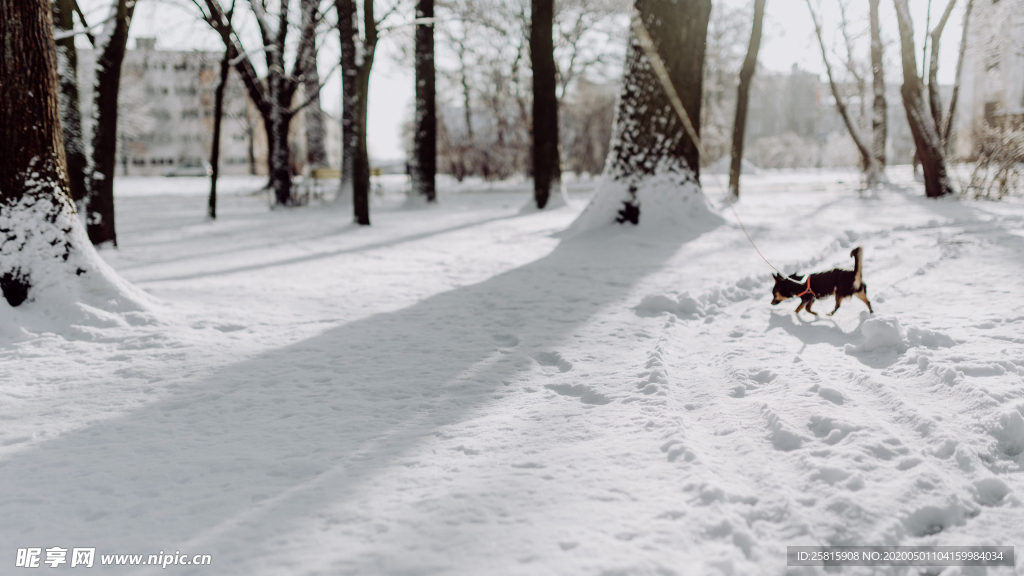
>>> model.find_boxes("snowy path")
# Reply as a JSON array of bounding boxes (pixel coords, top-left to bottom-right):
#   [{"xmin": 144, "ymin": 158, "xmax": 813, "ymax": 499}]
[{"xmin": 2, "ymin": 172, "xmax": 1024, "ymax": 574}]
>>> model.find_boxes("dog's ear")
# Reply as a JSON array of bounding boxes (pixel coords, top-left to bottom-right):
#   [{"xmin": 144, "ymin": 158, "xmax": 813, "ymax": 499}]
[
  {"xmin": 773, "ymin": 273, "xmax": 781, "ymax": 280},
  {"xmin": 788, "ymin": 273, "xmax": 802, "ymax": 281}
]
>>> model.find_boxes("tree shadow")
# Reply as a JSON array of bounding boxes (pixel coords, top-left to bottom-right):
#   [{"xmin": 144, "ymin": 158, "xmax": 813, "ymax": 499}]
[{"xmin": 0, "ymin": 222, "xmax": 713, "ymax": 574}]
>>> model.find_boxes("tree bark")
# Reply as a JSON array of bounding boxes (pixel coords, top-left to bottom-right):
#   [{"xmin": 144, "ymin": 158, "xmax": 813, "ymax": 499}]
[
  {"xmin": 412, "ymin": 0, "xmax": 437, "ymax": 202},
  {"xmin": 728, "ymin": 0, "xmax": 766, "ymax": 199},
  {"xmin": 337, "ymin": 0, "xmax": 357, "ymax": 205},
  {"xmin": 893, "ymin": 0, "xmax": 954, "ymax": 197},
  {"xmin": 301, "ymin": 0, "xmax": 327, "ymax": 170},
  {"xmin": 51, "ymin": 0, "xmax": 89, "ymax": 204},
  {"xmin": 610, "ymin": 0, "xmax": 710, "ymax": 181},
  {"xmin": 0, "ymin": 0, "xmax": 80, "ymax": 306},
  {"xmin": 571, "ymin": 0, "xmax": 711, "ymax": 229},
  {"xmin": 807, "ymin": 0, "xmax": 884, "ymax": 187},
  {"xmin": 869, "ymin": 0, "xmax": 887, "ymax": 167},
  {"xmin": 86, "ymin": 0, "xmax": 135, "ymax": 247},
  {"xmin": 928, "ymin": 0, "xmax": 957, "ymax": 135},
  {"xmin": 530, "ymin": 0, "xmax": 560, "ymax": 209},
  {"xmin": 337, "ymin": 0, "xmax": 375, "ymax": 225},
  {"xmin": 209, "ymin": 46, "xmax": 231, "ymax": 220},
  {"xmin": 944, "ymin": 0, "xmax": 973, "ymax": 151}
]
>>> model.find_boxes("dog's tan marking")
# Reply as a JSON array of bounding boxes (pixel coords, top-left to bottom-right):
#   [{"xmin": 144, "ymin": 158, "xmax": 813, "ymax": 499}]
[
  {"xmin": 827, "ymin": 293, "xmax": 843, "ymax": 316},
  {"xmin": 854, "ymin": 289, "xmax": 873, "ymax": 313},
  {"xmin": 805, "ymin": 299, "xmax": 818, "ymax": 316}
]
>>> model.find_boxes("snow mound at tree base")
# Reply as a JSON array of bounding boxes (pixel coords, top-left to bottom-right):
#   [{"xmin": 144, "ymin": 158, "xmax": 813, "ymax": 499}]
[
  {"xmin": 0, "ymin": 192, "xmax": 159, "ymax": 341},
  {"xmin": 565, "ymin": 173, "xmax": 724, "ymax": 237}
]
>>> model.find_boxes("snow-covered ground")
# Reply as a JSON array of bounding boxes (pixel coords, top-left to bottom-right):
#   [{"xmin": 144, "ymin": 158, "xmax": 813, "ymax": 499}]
[{"xmin": 2, "ymin": 168, "xmax": 1023, "ymax": 574}]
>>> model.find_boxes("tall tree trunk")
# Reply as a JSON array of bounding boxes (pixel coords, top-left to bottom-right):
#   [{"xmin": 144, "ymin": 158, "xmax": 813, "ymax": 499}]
[
  {"xmin": 893, "ymin": 0, "xmax": 954, "ymax": 197},
  {"xmin": 51, "ymin": 0, "xmax": 89, "ymax": 204},
  {"xmin": 208, "ymin": 46, "xmax": 231, "ymax": 220},
  {"xmin": 353, "ymin": 63, "xmax": 373, "ymax": 225},
  {"xmin": 337, "ymin": 0, "xmax": 357, "ymax": 204},
  {"xmin": 266, "ymin": 35, "xmax": 293, "ymax": 206},
  {"xmin": 412, "ymin": 0, "xmax": 437, "ymax": 202},
  {"xmin": 530, "ymin": 0, "xmax": 560, "ymax": 209},
  {"xmin": 806, "ymin": 0, "xmax": 884, "ymax": 187},
  {"xmin": 87, "ymin": 0, "xmax": 135, "ymax": 247},
  {"xmin": 728, "ymin": 0, "xmax": 766, "ymax": 199},
  {"xmin": 0, "ymin": 0, "xmax": 81, "ymax": 306},
  {"xmin": 301, "ymin": 0, "xmax": 327, "ymax": 170},
  {"xmin": 944, "ymin": 0, "xmax": 973, "ymax": 152},
  {"xmin": 336, "ymin": 0, "xmax": 375, "ymax": 225},
  {"xmin": 928, "ymin": 0, "xmax": 957, "ymax": 134},
  {"xmin": 571, "ymin": 0, "xmax": 711, "ymax": 231},
  {"xmin": 869, "ymin": 0, "xmax": 887, "ymax": 167}
]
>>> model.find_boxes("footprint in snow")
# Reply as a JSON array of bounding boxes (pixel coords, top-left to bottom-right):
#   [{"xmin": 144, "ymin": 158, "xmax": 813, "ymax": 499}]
[{"xmin": 533, "ymin": 351, "xmax": 573, "ymax": 372}]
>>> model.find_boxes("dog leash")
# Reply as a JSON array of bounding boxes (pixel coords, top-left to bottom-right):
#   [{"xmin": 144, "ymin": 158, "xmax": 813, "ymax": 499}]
[{"xmin": 630, "ymin": 12, "xmax": 786, "ymax": 278}]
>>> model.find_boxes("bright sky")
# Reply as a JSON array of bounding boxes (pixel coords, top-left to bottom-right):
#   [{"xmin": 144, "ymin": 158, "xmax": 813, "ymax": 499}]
[{"xmin": 77, "ymin": 0, "xmax": 969, "ymax": 161}]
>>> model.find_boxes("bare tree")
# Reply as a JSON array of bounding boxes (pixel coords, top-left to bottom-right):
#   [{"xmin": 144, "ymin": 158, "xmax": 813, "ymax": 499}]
[
  {"xmin": 411, "ymin": 0, "xmax": 437, "ymax": 202},
  {"xmin": 806, "ymin": 0, "xmax": 885, "ymax": 187},
  {"xmin": 927, "ymin": 0, "xmax": 957, "ymax": 136},
  {"xmin": 943, "ymin": 0, "xmax": 973, "ymax": 151},
  {"xmin": 86, "ymin": 0, "xmax": 136, "ymax": 247},
  {"xmin": 531, "ymin": 0, "xmax": 560, "ymax": 208},
  {"xmin": 893, "ymin": 0, "xmax": 953, "ymax": 197},
  {"xmin": 727, "ymin": 0, "xmax": 765, "ymax": 199},
  {"xmin": 301, "ymin": 0, "xmax": 328, "ymax": 171},
  {"xmin": 195, "ymin": 0, "xmax": 324, "ymax": 207},
  {"xmin": 869, "ymin": 0, "xmax": 886, "ymax": 167},
  {"xmin": 337, "ymin": 0, "xmax": 387, "ymax": 225},
  {"xmin": 208, "ymin": 2, "xmax": 237, "ymax": 221}
]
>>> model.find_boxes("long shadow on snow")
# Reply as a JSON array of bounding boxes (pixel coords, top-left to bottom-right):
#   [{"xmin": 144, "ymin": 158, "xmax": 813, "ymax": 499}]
[
  {"xmin": 0, "ymin": 221, "xmax": 715, "ymax": 573},
  {"xmin": 135, "ymin": 211, "xmax": 530, "ymax": 283}
]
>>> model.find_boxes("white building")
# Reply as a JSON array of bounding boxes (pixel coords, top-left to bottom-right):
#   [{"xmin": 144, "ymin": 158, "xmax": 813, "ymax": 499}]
[
  {"xmin": 953, "ymin": 0, "xmax": 1024, "ymax": 156},
  {"xmin": 78, "ymin": 38, "xmax": 340, "ymax": 177}
]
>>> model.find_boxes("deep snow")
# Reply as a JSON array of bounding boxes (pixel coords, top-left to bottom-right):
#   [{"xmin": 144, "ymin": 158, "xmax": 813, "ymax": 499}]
[{"xmin": 2, "ymin": 168, "xmax": 1023, "ymax": 575}]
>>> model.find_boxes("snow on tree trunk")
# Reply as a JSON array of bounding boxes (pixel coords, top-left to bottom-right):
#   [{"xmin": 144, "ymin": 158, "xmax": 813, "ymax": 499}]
[
  {"xmin": 301, "ymin": 0, "xmax": 328, "ymax": 170},
  {"xmin": 569, "ymin": 0, "xmax": 718, "ymax": 234},
  {"xmin": 530, "ymin": 0, "xmax": 560, "ymax": 209},
  {"xmin": 86, "ymin": 0, "xmax": 135, "ymax": 247},
  {"xmin": 869, "ymin": 0, "xmax": 887, "ymax": 168},
  {"xmin": 411, "ymin": 0, "xmax": 437, "ymax": 203},
  {"xmin": 1, "ymin": 0, "xmax": 142, "ymax": 313},
  {"xmin": 728, "ymin": 0, "xmax": 765, "ymax": 199},
  {"xmin": 51, "ymin": 0, "xmax": 89, "ymax": 204},
  {"xmin": 894, "ymin": 0, "xmax": 954, "ymax": 198}
]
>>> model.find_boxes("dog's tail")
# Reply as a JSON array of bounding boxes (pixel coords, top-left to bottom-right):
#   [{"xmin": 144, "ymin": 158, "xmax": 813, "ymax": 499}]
[{"xmin": 850, "ymin": 246, "xmax": 864, "ymax": 291}]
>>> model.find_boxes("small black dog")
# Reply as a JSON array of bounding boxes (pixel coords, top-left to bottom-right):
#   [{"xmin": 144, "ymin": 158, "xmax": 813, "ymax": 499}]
[{"xmin": 771, "ymin": 247, "xmax": 874, "ymax": 317}]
